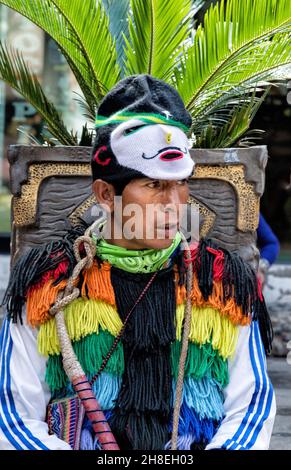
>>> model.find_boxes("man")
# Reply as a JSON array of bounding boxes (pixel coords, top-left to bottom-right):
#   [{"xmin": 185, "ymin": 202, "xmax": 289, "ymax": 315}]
[{"xmin": 0, "ymin": 74, "xmax": 275, "ymax": 450}]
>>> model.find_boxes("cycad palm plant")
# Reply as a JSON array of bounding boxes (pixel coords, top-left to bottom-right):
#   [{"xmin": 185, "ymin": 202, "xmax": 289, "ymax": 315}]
[{"xmin": 0, "ymin": 0, "xmax": 291, "ymax": 148}]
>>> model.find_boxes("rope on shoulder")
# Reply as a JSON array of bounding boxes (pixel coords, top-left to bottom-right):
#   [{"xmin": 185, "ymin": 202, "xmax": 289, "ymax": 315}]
[{"xmin": 49, "ymin": 218, "xmax": 120, "ymax": 451}]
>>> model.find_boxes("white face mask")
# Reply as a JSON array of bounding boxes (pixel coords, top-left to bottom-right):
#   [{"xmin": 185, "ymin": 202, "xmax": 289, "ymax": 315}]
[{"xmin": 110, "ymin": 119, "xmax": 195, "ymax": 180}]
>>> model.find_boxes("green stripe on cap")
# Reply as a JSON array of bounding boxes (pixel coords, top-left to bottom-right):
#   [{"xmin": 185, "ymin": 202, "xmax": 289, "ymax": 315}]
[{"xmin": 95, "ymin": 111, "xmax": 190, "ymax": 132}]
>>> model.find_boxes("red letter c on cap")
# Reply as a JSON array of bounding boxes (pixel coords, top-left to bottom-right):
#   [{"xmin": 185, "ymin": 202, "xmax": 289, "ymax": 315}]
[{"xmin": 93, "ymin": 146, "xmax": 111, "ymax": 166}]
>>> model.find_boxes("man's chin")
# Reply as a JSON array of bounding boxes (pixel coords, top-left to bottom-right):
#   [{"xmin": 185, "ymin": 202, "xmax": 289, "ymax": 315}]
[
  {"xmin": 143, "ymin": 237, "xmax": 176, "ymax": 250},
  {"xmin": 121, "ymin": 230, "xmax": 178, "ymax": 250}
]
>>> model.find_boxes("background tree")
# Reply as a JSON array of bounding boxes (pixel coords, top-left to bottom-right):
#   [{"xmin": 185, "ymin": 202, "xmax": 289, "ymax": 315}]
[{"xmin": 0, "ymin": 0, "xmax": 290, "ymax": 147}]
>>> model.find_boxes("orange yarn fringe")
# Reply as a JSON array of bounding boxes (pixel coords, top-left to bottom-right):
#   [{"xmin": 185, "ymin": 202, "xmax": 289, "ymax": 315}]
[
  {"xmin": 27, "ymin": 261, "xmax": 249, "ymax": 328},
  {"xmin": 175, "ymin": 271, "xmax": 250, "ymax": 326},
  {"xmin": 26, "ymin": 261, "xmax": 116, "ymax": 327},
  {"xmin": 26, "ymin": 279, "xmax": 67, "ymax": 327},
  {"xmin": 81, "ymin": 260, "xmax": 115, "ymax": 306}
]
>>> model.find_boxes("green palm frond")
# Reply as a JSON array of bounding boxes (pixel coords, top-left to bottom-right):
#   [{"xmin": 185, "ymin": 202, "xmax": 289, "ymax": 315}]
[
  {"xmin": 0, "ymin": 0, "xmax": 120, "ymax": 105},
  {"xmin": 190, "ymin": 35, "xmax": 291, "ymax": 124},
  {"xmin": 193, "ymin": 88, "xmax": 269, "ymax": 148},
  {"xmin": 1, "ymin": 0, "xmax": 290, "ymax": 150},
  {"xmin": 176, "ymin": 0, "xmax": 291, "ymax": 117},
  {"xmin": 0, "ymin": 0, "xmax": 94, "ymax": 111},
  {"xmin": 0, "ymin": 42, "xmax": 76, "ymax": 145},
  {"xmin": 59, "ymin": 51, "xmax": 97, "ymax": 121},
  {"xmin": 51, "ymin": 0, "xmax": 121, "ymax": 95},
  {"xmin": 124, "ymin": 0, "xmax": 192, "ymax": 81},
  {"xmin": 72, "ymin": 92, "xmax": 96, "ymax": 123}
]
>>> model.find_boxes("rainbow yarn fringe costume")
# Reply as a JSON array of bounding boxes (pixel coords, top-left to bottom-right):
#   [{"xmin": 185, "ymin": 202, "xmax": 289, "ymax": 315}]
[{"xmin": 4, "ymin": 227, "xmax": 272, "ymax": 450}]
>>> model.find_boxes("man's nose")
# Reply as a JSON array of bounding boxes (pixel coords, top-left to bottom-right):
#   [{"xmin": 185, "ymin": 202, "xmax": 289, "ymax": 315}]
[{"xmin": 160, "ymin": 186, "xmax": 181, "ymax": 205}]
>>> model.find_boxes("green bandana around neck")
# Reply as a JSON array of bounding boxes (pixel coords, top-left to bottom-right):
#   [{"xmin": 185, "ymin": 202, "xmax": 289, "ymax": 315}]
[{"xmin": 93, "ymin": 231, "xmax": 182, "ymax": 273}]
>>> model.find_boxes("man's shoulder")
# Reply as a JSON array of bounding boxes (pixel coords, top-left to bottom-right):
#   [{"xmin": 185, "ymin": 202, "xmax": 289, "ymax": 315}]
[
  {"xmin": 2, "ymin": 225, "xmax": 86, "ymax": 325},
  {"xmin": 189, "ymin": 237, "xmax": 273, "ymax": 354}
]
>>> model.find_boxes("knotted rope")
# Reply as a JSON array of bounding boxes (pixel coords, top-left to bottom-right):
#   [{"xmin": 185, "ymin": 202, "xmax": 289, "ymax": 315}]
[
  {"xmin": 171, "ymin": 232, "xmax": 193, "ymax": 450},
  {"xmin": 49, "ymin": 219, "xmax": 120, "ymax": 450}
]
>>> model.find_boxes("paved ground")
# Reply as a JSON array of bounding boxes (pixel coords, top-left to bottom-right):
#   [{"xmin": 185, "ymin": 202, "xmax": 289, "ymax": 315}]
[{"xmin": 268, "ymin": 357, "xmax": 291, "ymax": 450}]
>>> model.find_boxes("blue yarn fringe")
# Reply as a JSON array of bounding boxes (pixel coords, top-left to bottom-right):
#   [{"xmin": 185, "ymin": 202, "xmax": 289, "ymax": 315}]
[
  {"xmin": 52, "ymin": 372, "xmax": 121, "ymax": 410},
  {"xmin": 172, "ymin": 376, "xmax": 225, "ymax": 421},
  {"xmin": 91, "ymin": 372, "xmax": 121, "ymax": 410},
  {"xmin": 164, "ymin": 433, "xmax": 196, "ymax": 451},
  {"xmin": 167, "ymin": 402, "xmax": 223, "ymax": 449}
]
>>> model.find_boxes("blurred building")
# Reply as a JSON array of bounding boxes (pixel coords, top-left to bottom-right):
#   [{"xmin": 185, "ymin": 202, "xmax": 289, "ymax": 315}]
[
  {"xmin": 0, "ymin": 5, "xmax": 86, "ymax": 306},
  {"xmin": 0, "ymin": 5, "xmax": 85, "ymax": 235}
]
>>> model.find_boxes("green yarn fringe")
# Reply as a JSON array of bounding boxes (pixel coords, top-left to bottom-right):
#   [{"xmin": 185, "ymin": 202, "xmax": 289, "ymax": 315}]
[
  {"xmin": 171, "ymin": 341, "xmax": 229, "ymax": 388},
  {"xmin": 46, "ymin": 329, "xmax": 124, "ymax": 392},
  {"xmin": 46, "ymin": 330, "xmax": 229, "ymax": 393}
]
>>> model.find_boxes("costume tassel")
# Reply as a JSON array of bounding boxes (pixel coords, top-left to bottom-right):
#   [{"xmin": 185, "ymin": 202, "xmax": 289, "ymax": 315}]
[
  {"xmin": 109, "ymin": 266, "xmax": 176, "ymax": 449},
  {"xmin": 2, "ymin": 225, "xmax": 86, "ymax": 323},
  {"xmin": 187, "ymin": 238, "xmax": 273, "ymax": 354},
  {"xmin": 26, "ymin": 279, "xmax": 67, "ymax": 326},
  {"xmin": 46, "ymin": 331, "xmax": 124, "ymax": 392},
  {"xmin": 175, "ymin": 305, "xmax": 239, "ymax": 360},
  {"xmin": 171, "ymin": 341, "xmax": 229, "ymax": 387},
  {"xmin": 167, "ymin": 402, "xmax": 220, "ymax": 448},
  {"xmin": 38, "ymin": 298, "xmax": 123, "ymax": 356},
  {"xmin": 176, "ymin": 377, "xmax": 224, "ymax": 421},
  {"xmin": 81, "ymin": 260, "xmax": 115, "ymax": 305}
]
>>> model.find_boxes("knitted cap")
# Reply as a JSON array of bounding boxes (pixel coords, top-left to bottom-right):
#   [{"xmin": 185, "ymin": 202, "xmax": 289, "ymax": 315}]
[{"xmin": 91, "ymin": 74, "xmax": 194, "ymax": 188}]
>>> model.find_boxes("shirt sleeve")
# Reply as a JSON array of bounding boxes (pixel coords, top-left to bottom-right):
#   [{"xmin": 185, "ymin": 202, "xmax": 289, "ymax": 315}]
[
  {"xmin": 257, "ymin": 213, "xmax": 280, "ymax": 265},
  {"xmin": 205, "ymin": 320, "xmax": 276, "ymax": 450},
  {"xmin": 0, "ymin": 314, "xmax": 71, "ymax": 450}
]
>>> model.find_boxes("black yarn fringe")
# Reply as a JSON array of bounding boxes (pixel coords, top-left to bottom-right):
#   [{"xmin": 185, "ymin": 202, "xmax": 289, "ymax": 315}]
[
  {"xmin": 1, "ymin": 225, "xmax": 86, "ymax": 324},
  {"xmin": 110, "ymin": 266, "xmax": 176, "ymax": 450},
  {"xmin": 191, "ymin": 442, "xmax": 207, "ymax": 450},
  {"xmin": 109, "ymin": 412, "xmax": 170, "ymax": 450},
  {"xmin": 254, "ymin": 294, "xmax": 274, "ymax": 356},
  {"xmin": 195, "ymin": 238, "xmax": 273, "ymax": 354}
]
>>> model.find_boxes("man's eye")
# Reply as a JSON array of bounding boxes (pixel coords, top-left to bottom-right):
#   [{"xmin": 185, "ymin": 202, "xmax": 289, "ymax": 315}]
[
  {"xmin": 123, "ymin": 125, "xmax": 147, "ymax": 136},
  {"xmin": 177, "ymin": 178, "xmax": 189, "ymax": 185},
  {"xmin": 147, "ymin": 180, "xmax": 161, "ymax": 189}
]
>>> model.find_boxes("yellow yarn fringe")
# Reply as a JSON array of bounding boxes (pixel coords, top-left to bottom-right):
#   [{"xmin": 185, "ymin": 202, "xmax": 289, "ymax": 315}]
[
  {"xmin": 81, "ymin": 260, "xmax": 115, "ymax": 305},
  {"xmin": 38, "ymin": 297, "xmax": 239, "ymax": 360},
  {"xmin": 26, "ymin": 279, "xmax": 67, "ymax": 327},
  {"xmin": 37, "ymin": 298, "xmax": 123, "ymax": 356},
  {"xmin": 175, "ymin": 304, "xmax": 239, "ymax": 359},
  {"xmin": 28, "ymin": 262, "xmax": 250, "ymax": 329}
]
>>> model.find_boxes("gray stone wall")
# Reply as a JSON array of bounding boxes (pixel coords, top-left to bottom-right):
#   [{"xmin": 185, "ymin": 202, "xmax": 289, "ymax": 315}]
[{"xmin": 264, "ymin": 264, "xmax": 291, "ymax": 357}]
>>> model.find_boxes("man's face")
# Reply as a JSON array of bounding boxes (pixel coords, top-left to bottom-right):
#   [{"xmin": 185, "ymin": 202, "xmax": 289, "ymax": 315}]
[
  {"xmin": 92, "ymin": 119, "xmax": 194, "ymax": 250},
  {"xmin": 110, "ymin": 177, "xmax": 190, "ymax": 250}
]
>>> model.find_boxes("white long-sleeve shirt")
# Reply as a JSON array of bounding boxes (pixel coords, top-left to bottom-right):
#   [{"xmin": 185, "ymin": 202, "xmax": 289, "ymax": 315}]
[
  {"xmin": 0, "ymin": 316, "xmax": 70, "ymax": 450},
  {"xmin": 0, "ymin": 313, "xmax": 276, "ymax": 450},
  {"xmin": 205, "ymin": 319, "xmax": 276, "ymax": 450}
]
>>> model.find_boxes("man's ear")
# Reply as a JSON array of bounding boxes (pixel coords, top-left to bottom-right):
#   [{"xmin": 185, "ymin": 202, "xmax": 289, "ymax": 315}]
[{"xmin": 92, "ymin": 179, "xmax": 116, "ymax": 213}]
